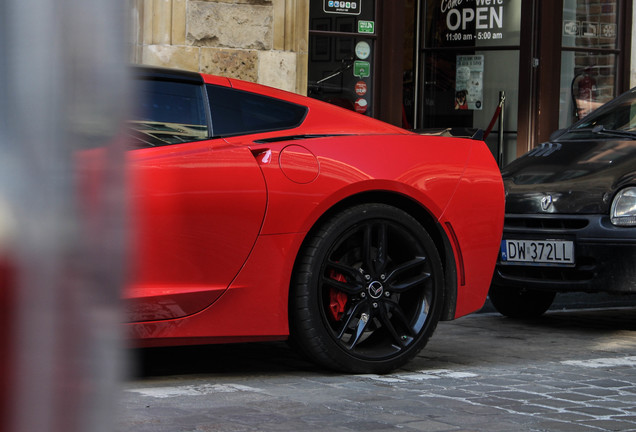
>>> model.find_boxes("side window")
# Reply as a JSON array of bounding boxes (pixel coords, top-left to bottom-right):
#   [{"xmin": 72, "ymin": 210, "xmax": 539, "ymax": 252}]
[
  {"xmin": 129, "ymin": 80, "xmax": 209, "ymax": 149},
  {"xmin": 207, "ymin": 85, "xmax": 307, "ymax": 137}
]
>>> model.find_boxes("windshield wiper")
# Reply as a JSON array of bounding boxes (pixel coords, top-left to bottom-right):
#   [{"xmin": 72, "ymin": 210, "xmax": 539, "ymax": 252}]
[{"xmin": 589, "ymin": 124, "xmax": 636, "ymax": 139}]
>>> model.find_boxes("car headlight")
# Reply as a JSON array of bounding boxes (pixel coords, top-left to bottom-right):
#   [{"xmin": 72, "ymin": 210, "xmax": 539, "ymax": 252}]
[{"xmin": 611, "ymin": 187, "xmax": 636, "ymax": 226}]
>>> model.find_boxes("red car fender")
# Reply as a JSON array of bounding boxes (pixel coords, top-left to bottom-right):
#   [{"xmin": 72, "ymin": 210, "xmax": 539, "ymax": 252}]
[
  {"xmin": 242, "ymin": 135, "xmax": 474, "ymax": 236},
  {"xmin": 439, "ymin": 140, "xmax": 505, "ymax": 317},
  {"xmin": 246, "ymin": 135, "xmax": 503, "ymax": 320}
]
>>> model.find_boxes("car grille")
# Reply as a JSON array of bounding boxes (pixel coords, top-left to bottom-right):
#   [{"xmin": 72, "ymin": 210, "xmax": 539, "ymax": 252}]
[{"xmin": 504, "ymin": 217, "xmax": 589, "ymax": 230}]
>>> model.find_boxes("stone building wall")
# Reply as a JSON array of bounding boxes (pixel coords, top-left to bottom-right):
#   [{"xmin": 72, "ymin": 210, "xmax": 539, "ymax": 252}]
[{"xmin": 130, "ymin": 0, "xmax": 309, "ymax": 94}]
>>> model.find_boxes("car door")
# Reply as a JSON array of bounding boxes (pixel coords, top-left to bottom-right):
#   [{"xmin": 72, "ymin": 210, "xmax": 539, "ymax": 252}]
[{"xmin": 124, "ymin": 75, "xmax": 267, "ymax": 323}]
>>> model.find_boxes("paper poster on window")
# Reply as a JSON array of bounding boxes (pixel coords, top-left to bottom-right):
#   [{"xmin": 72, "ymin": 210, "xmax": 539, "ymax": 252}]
[{"xmin": 455, "ymin": 55, "xmax": 483, "ymax": 110}]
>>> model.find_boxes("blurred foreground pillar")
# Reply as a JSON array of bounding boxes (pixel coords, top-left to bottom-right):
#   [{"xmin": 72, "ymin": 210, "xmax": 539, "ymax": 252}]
[{"xmin": 0, "ymin": 0, "xmax": 130, "ymax": 431}]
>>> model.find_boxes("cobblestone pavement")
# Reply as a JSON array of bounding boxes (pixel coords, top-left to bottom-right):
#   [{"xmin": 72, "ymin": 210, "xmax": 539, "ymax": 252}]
[{"xmin": 118, "ymin": 306, "xmax": 636, "ymax": 432}]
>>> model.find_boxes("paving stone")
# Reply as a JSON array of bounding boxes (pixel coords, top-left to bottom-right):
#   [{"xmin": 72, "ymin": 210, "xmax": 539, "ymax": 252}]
[
  {"xmin": 491, "ymin": 390, "xmax": 547, "ymax": 401},
  {"xmin": 569, "ymin": 386, "xmax": 622, "ymax": 397},
  {"xmin": 584, "ymin": 419, "xmax": 636, "ymax": 431},
  {"xmin": 541, "ymin": 410, "xmax": 597, "ymax": 423},
  {"xmin": 567, "ymin": 405, "xmax": 627, "ymax": 417},
  {"xmin": 547, "ymin": 391, "xmax": 602, "ymax": 402},
  {"xmin": 451, "ymin": 403, "xmax": 510, "ymax": 416},
  {"xmin": 523, "ymin": 397, "xmax": 580, "ymax": 409},
  {"xmin": 592, "ymin": 399, "xmax": 636, "ymax": 410},
  {"xmin": 509, "ymin": 383, "xmax": 565, "ymax": 394},
  {"xmin": 584, "ymin": 378, "xmax": 634, "ymax": 388},
  {"xmin": 507, "ymin": 403, "xmax": 559, "ymax": 415},
  {"xmin": 472, "ymin": 376, "xmax": 529, "ymax": 386},
  {"xmin": 534, "ymin": 419, "xmax": 601, "ymax": 432},
  {"xmin": 614, "ymin": 394, "xmax": 636, "ymax": 403},
  {"xmin": 470, "ymin": 396, "xmax": 521, "ymax": 408},
  {"xmin": 402, "ymin": 419, "xmax": 460, "ymax": 431},
  {"xmin": 427, "ymin": 388, "xmax": 482, "ymax": 398}
]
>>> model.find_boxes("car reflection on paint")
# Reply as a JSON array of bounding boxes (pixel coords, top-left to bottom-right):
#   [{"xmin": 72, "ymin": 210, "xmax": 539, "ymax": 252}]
[{"xmin": 490, "ymin": 87, "xmax": 636, "ymax": 318}]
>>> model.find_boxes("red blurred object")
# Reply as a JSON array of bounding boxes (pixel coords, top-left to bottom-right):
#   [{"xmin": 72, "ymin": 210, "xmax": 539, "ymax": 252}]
[
  {"xmin": 0, "ymin": 256, "xmax": 13, "ymax": 432},
  {"xmin": 111, "ymin": 66, "xmax": 505, "ymax": 373}
]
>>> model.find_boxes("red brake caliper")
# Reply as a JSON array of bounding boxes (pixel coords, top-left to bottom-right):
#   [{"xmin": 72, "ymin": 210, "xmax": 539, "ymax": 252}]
[{"xmin": 328, "ymin": 270, "xmax": 348, "ymax": 321}]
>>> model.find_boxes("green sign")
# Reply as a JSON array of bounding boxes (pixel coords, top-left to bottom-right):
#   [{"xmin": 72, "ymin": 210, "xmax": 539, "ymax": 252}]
[
  {"xmin": 353, "ymin": 61, "xmax": 370, "ymax": 78},
  {"xmin": 358, "ymin": 20, "xmax": 374, "ymax": 34}
]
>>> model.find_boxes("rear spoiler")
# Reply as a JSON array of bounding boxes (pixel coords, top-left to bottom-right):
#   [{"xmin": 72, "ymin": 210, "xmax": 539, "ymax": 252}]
[{"xmin": 414, "ymin": 127, "xmax": 484, "ymax": 140}]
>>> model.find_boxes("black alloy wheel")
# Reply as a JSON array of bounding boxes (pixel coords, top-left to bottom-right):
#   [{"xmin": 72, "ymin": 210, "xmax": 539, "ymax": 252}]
[{"xmin": 290, "ymin": 203, "xmax": 444, "ymax": 374}]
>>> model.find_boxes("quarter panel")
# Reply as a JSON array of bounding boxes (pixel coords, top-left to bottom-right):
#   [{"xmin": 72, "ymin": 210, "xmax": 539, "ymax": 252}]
[{"xmin": 231, "ymin": 134, "xmax": 473, "ymax": 236}]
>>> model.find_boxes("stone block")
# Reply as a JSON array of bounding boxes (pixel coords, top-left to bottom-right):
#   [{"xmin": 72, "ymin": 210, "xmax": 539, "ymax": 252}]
[
  {"xmin": 200, "ymin": 48, "xmax": 258, "ymax": 81},
  {"xmin": 141, "ymin": 45, "xmax": 200, "ymax": 72},
  {"xmin": 257, "ymin": 50, "xmax": 297, "ymax": 92},
  {"xmin": 187, "ymin": 2, "xmax": 273, "ymax": 50}
]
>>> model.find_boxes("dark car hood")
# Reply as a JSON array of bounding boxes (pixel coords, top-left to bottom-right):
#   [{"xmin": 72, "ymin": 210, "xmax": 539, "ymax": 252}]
[{"xmin": 502, "ymin": 139, "xmax": 636, "ymax": 214}]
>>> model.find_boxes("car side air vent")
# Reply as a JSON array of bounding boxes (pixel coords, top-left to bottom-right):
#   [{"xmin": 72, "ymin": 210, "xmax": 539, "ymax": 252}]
[{"xmin": 504, "ymin": 217, "xmax": 589, "ymax": 230}]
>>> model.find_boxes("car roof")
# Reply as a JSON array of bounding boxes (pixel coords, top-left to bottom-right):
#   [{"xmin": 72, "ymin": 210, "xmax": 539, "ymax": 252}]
[{"xmin": 131, "ymin": 65, "xmax": 204, "ymax": 85}]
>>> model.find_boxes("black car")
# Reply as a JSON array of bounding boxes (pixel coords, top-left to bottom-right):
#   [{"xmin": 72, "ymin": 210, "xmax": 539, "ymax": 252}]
[{"xmin": 490, "ymin": 87, "xmax": 636, "ymax": 318}]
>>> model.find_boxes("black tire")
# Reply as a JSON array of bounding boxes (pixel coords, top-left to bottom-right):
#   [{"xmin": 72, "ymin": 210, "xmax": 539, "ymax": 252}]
[
  {"xmin": 289, "ymin": 203, "xmax": 444, "ymax": 374},
  {"xmin": 489, "ymin": 284, "xmax": 556, "ymax": 318}
]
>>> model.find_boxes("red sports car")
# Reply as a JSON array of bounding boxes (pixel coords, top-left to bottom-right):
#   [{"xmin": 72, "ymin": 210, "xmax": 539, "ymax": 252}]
[{"xmin": 120, "ymin": 66, "xmax": 504, "ymax": 373}]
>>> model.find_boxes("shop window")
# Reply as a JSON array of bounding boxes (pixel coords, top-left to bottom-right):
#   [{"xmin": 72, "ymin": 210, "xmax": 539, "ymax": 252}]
[
  {"xmin": 559, "ymin": 0, "xmax": 620, "ymax": 128},
  {"xmin": 308, "ymin": 0, "xmax": 376, "ymax": 116}
]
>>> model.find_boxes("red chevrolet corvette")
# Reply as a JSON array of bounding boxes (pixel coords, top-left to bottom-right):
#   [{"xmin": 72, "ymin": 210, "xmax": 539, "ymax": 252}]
[{"xmin": 121, "ymin": 66, "xmax": 504, "ymax": 373}]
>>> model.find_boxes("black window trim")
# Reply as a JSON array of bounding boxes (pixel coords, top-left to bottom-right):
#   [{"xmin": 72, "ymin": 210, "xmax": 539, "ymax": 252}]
[{"xmin": 205, "ymin": 84, "xmax": 309, "ymax": 139}]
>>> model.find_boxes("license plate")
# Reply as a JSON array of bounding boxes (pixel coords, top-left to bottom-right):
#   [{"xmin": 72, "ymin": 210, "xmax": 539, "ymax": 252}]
[{"xmin": 501, "ymin": 239, "xmax": 575, "ymax": 265}]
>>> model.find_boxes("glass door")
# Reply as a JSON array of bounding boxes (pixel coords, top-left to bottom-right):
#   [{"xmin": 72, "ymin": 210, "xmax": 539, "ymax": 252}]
[
  {"xmin": 559, "ymin": 0, "xmax": 621, "ymax": 128},
  {"xmin": 307, "ymin": 0, "xmax": 377, "ymax": 116},
  {"xmin": 417, "ymin": 0, "xmax": 523, "ymax": 164}
]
